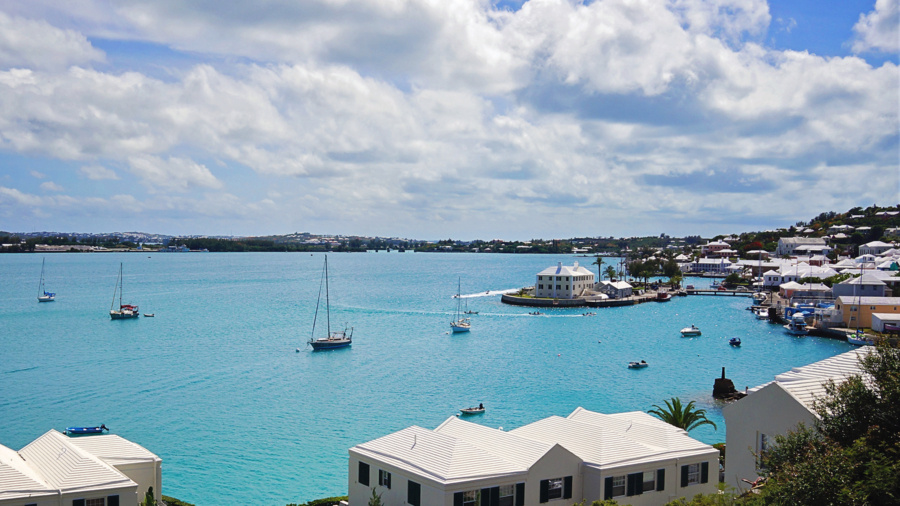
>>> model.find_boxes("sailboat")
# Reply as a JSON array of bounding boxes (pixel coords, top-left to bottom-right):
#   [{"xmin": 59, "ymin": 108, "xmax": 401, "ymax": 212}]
[
  {"xmin": 308, "ymin": 255, "xmax": 353, "ymax": 350},
  {"xmin": 37, "ymin": 258, "xmax": 55, "ymax": 302},
  {"xmin": 450, "ymin": 278, "xmax": 471, "ymax": 333},
  {"xmin": 109, "ymin": 263, "xmax": 139, "ymax": 319}
]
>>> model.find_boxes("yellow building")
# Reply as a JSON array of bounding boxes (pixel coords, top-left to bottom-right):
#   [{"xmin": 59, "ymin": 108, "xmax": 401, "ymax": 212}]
[{"xmin": 835, "ymin": 296, "xmax": 900, "ymax": 328}]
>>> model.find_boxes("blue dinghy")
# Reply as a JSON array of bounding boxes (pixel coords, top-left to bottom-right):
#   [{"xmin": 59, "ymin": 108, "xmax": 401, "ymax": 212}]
[{"xmin": 65, "ymin": 424, "xmax": 108, "ymax": 435}]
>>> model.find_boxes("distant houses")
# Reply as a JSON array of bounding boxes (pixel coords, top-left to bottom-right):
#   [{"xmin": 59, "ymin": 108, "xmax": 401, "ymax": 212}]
[{"xmin": 349, "ymin": 408, "xmax": 719, "ymax": 506}]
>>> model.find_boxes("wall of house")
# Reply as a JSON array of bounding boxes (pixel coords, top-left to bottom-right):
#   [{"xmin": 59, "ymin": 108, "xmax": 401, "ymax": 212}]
[
  {"xmin": 0, "ymin": 495, "xmax": 59, "ymax": 506},
  {"xmin": 840, "ymin": 302, "xmax": 900, "ymax": 328},
  {"xmin": 833, "ymin": 283, "xmax": 885, "ymax": 299},
  {"xmin": 61, "ymin": 485, "xmax": 139, "ymax": 506},
  {"xmin": 522, "ymin": 445, "xmax": 583, "ymax": 506},
  {"xmin": 586, "ymin": 456, "xmax": 718, "ymax": 506},
  {"xmin": 112, "ymin": 462, "xmax": 159, "ymax": 503},
  {"xmin": 348, "ymin": 455, "xmax": 448, "ymax": 506},
  {"xmin": 722, "ymin": 384, "xmax": 816, "ymax": 491}
]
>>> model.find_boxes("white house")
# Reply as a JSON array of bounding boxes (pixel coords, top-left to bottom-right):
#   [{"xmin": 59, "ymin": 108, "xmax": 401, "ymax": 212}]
[
  {"xmin": 722, "ymin": 349, "xmax": 871, "ymax": 491},
  {"xmin": 690, "ymin": 258, "xmax": 731, "ymax": 273},
  {"xmin": 859, "ymin": 241, "xmax": 895, "ymax": 256},
  {"xmin": 597, "ymin": 280, "xmax": 633, "ymax": 299},
  {"xmin": 534, "ymin": 262, "xmax": 596, "ymax": 299},
  {"xmin": 832, "ymin": 273, "xmax": 888, "ymax": 298},
  {"xmin": 349, "ymin": 408, "xmax": 719, "ymax": 506},
  {"xmin": 774, "ymin": 237, "xmax": 827, "ymax": 257},
  {"xmin": 0, "ymin": 430, "xmax": 162, "ymax": 506}
]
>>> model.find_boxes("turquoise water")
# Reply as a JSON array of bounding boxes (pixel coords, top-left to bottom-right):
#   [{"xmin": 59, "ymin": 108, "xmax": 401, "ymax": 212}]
[{"xmin": 0, "ymin": 253, "xmax": 852, "ymax": 505}]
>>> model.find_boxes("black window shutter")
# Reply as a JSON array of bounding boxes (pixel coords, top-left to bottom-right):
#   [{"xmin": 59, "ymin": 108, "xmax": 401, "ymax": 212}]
[
  {"xmin": 515, "ymin": 483, "xmax": 525, "ymax": 506},
  {"xmin": 701, "ymin": 462, "xmax": 709, "ymax": 484},
  {"xmin": 681, "ymin": 465, "xmax": 690, "ymax": 487},
  {"xmin": 633, "ymin": 473, "xmax": 643, "ymax": 496},
  {"xmin": 408, "ymin": 481, "xmax": 421, "ymax": 506},
  {"xmin": 563, "ymin": 476, "xmax": 572, "ymax": 499},
  {"xmin": 378, "ymin": 470, "xmax": 384, "ymax": 486},
  {"xmin": 454, "ymin": 492, "xmax": 464, "ymax": 506},
  {"xmin": 359, "ymin": 462, "xmax": 370, "ymax": 486},
  {"xmin": 626, "ymin": 473, "xmax": 636, "ymax": 496},
  {"xmin": 482, "ymin": 488, "xmax": 492, "ymax": 506},
  {"xmin": 491, "ymin": 486, "xmax": 500, "ymax": 505},
  {"xmin": 604, "ymin": 477, "xmax": 613, "ymax": 500},
  {"xmin": 387, "ymin": 472, "xmax": 392, "ymax": 489},
  {"xmin": 539, "ymin": 479, "xmax": 549, "ymax": 503},
  {"xmin": 657, "ymin": 469, "xmax": 665, "ymax": 492},
  {"xmin": 73, "ymin": 501, "xmax": 85, "ymax": 506},
  {"xmin": 108, "ymin": 496, "xmax": 120, "ymax": 506}
]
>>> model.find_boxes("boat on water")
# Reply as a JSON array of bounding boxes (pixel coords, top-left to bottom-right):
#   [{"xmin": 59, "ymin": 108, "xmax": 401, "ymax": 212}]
[
  {"xmin": 783, "ymin": 314, "xmax": 809, "ymax": 336},
  {"xmin": 754, "ymin": 308, "xmax": 769, "ymax": 320},
  {"xmin": 450, "ymin": 278, "xmax": 471, "ymax": 333},
  {"xmin": 628, "ymin": 360, "xmax": 648, "ymax": 369},
  {"xmin": 37, "ymin": 257, "xmax": 55, "ymax": 302},
  {"xmin": 680, "ymin": 325, "xmax": 701, "ymax": 336},
  {"xmin": 752, "ymin": 292, "xmax": 767, "ymax": 302},
  {"xmin": 463, "ymin": 299, "xmax": 478, "ymax": 315},
  {"xmin": 847, "ymin": 331, "xmax": 874, "ymax": 346},
  {"xmin": 729, "ymin": 337, "xmax": 742, "ymax": 346},
  {"xmin": 308, "ymin": 255, "xmax": 353, "ymax": 350},
  {"xmin": 143, "ymin": 313, "xmax": 155, "ymax": 317},
  {"xmin": 528, "ymin": 311, "xmax": 544, "ymax": 316},
  {"xmin": 656, "ymin": 291, "xmax": 672, "ymax": 302},
  {"xmin": 109, "ymin": 263, "xmax": 139, "ymax": 319},
  {"xmin": 65, "ymin": 424, "xmax": 108, "ymax": 435},
  {"xmin": 460, "ymin": 404, "xmax": 484, "ymax": 415}
]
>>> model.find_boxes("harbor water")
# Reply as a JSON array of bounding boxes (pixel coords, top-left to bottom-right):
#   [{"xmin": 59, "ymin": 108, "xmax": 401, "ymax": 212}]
[{"xmin": 0, "ymin": 253, "xmax": 853, "ymax": 505}]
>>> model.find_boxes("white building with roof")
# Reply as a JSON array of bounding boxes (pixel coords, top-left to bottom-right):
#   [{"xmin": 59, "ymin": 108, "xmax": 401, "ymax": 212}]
[
  {"xmin": 349, "ymin": 408, "xmax": 718, "ymax": 506},
  {"xmin": 596, "ymin": 280, "xmax": 633, "ymax": 299},
  {"xmin": 859, "ymin": 241, "xmax": 895, "ymax": 256},
  {"xmin": 832, "ymin": 273, "xmax": 888, "ymax": 298},
  {"xmin": 722, "ymin": 349, "xmax": 871, "ymax": 490},
  {"xmin": 534, "ymin": 262, "xmax": 595, "ymax": 299},
  {"xmin": 0, "ymin": 430, "xmax": 161, "ymax": 506},
  {"xmin": 774, "ymin": 237, "xmax": 827, "ymax": 257}
]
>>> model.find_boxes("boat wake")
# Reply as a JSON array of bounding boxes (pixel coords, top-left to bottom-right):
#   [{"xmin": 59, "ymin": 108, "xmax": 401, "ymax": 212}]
[{"xmin": 455, "ymin": 289, "xmax": 519, "ymax": 298}]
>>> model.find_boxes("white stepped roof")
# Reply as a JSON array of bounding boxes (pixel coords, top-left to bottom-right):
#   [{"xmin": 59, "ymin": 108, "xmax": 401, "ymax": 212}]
[
  {"xmin": 18, "ymin": 430, "xmax": 136, "ymax": 493},
  {"xmin": 352, "ymin": 426, "xmax": 526, "ymax": 485},
  {"xmin": 749, "ymin": 348, "xmax": 872, "ymax": 410},
  {"xmin": 67, "ymin": 434, "xmax": 161, "ymax": 466},
  {"xmin": 434, "ymin": 417, "xmax": 551, "ymax": 468},
  {"xmin": 566, "ymin": 409, "xmax": 706, "ymax": 454},
  {"xmin": 537, "ymin": 263, "xmax": 594, "ymax": 277},
  {"xmin": 0, "ymin": 443, "xmax": 55, "ymax": 501}
]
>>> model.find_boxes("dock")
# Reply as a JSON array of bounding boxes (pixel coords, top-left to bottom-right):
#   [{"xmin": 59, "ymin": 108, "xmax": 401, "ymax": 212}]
[{"xmin": 686, "ymin": 289, "xmax": 753, "ymax": 297}]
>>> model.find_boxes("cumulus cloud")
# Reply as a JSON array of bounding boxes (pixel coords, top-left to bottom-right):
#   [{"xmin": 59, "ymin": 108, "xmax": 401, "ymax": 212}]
[
  {"xmin": 852, "ymin": 0, "xmax": 900, "ymax": 53},
  {"xmin": 79, "ymin": 164, "xmax": 119, "ymax": 180},
  {"xmin": 127, "ymin": 155, "xmax": 223, "ymax": 192},
  {"xmin": 0, "ymin": 11, "xmax": 104, "ymax": 70},
  {"xmin": 29, "ymin": 170, "xmax": 45, "ymax": 178},
  {"xmin": 39, "ymin": 181, "xmax": 64, "ymax": 191}
]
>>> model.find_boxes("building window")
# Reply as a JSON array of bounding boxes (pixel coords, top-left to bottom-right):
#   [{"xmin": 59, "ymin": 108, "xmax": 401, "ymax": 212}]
[
  {"xmin": 358, "ymin": 461, "xmax": 370, "ymax": 486},
  {"xmin": 408, "ymin": 481, "xmax": 421, "ymax": 506},
  {"xmin": 612, "ymin": 475, "xmax": 626, "ymax": 497},
  {"xmin": 556, "ymin": 285, "xmax": 561, "ymax": 290},
  {"xmin": 547, "ymin": 478, "xmax": 563, "ymax": 500},
  {"xmin": 87, "ymin": 500, "xmax": 105, "ymax": 506},
  {"xmin": 462, "ymin": 490, "xmax": 479, "ymax": 506},
  {"xmin": 498, "ymin": 485, "xmax": 515, "ymax": 506},
  {"xmin": 871, "ymin": 306, "xmax": 876, "ymax": 310},
  {"xmin": 539, "ymin": 284, "xmax": 543, "ymax": 289},
  {"xmin": 758, "ymin": 433, "xmax": 770, "ymax": 470},
  {"xmin": 687, "ymin": 463, "xmax": 700, "ymax": 485},
  {"xmin": 642, "ymin": 471, "xmax": 655, "ymax": 492},
  {"xmin": 378, "ymin": 469, "xmax": 391, "ymax": 489},
  {"xmin": 851, "ymin": 306, "xmax": 858, "ymax": 312}
]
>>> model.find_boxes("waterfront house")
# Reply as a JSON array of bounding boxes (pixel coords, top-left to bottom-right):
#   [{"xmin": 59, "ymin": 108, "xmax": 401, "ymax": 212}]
[
  {"xmin": 534, "ymin": 262, "xmax": 595, "ymax": 299},
  {"xmin": 348, "ymin": 408, "xmax": 718, "ymax": 506},
  {"xmin": 859, "ymin": 241, "xmax": 895, "ymax": 256},
  {"xmin": 774, "ymin": 237, "xmax": 827, "ymax": 257},
  {"xmin": 722, "ymin": 349, "xmax": 871, "ymax": 491},
  {"xmin": 690, "ymin": 258, "xmax": 731, "ymax": 273},
  {"xmin": 0, "ymin": 430, "xmax": 161, "ymax": 506},
  {"xmin": 597, "ymin": 280, "xmax": 633, "ymax": 299},
  {"xmin": 700, "ymin": 241, "xmax": 729, "ymax": 257},
  {"xmin": 832, "ymin": 274, "xmax": 888, "ymax": 299},
  {"xmin": 834, "ymin": 296, "xmax": 900, "ymax": 328}
]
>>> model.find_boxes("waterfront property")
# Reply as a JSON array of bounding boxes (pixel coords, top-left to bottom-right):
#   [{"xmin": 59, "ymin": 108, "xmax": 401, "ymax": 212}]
[
  {"xmin": 0, "ymin": 430, "xmax": 161, "ymax": 506},
  {"xmin": 831, "ymin": 273, "xmax": 889, "ymax": 299},
  {"xmin": 722, "ymin": 348, "xmax": 870, "ymax": 491},
  {"xmin": 597, "ymin": 280, "xmax": 633, "ymax": 299},
  {"xmin": 833, "ymin": 296, "xmax": 900, "ymax": 328},
  {"xmin": 348, "ymin": 408, "xmax": 718, "ymax": 506},
  {"xmin": 534, "ymin": 262, "xmax": 595, "ymax": 299}
]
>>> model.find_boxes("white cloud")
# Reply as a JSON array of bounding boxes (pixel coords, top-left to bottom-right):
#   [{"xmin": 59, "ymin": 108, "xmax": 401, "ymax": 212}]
[
  {"xmin": 0, "ymin": 10, "xmax": 104, "ymax": 70},
  {"xmin": 39, "ymin": 181, "xmax": 64, "ymax": 191},
  {"xmin": 29, "ymin": 170, "xmax": 45, "ymax": 178},
  {"xmin": 852, "ymin": 0, "xmax": 900, "ymax": 53},
  {"xmin": 79, "ymin": 164, "xmax": 119, "ymax": 180},
  {"xmin": 127, "ymin": 155, "xmax": 223, "ymax": 192}
]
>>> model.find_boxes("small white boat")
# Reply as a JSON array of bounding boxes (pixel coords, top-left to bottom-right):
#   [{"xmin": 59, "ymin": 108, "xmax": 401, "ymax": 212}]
[
  {"xmin": 528, "ymin": 311, "xmax": 544, "ymax": 316},
  {"xmin": 628, "ymin": 360, "xmax": 648, "ymax": 369},
  {"xmin": 752, "ymin": 292, "xmax": 767, "ymax": 302},
  {"xmin": 754, "ymin": 308, "xmax": 769, "ymax": 320},
  {"xmin": 460, "ymin": 405, "xmax": 484, "ymax": 415},
  {"xmin": 680, "ymin": 325, "xmax": 701, "ymax": 336},
  {"xmin": 847, "ymin": 332, "xmax": 874, "ymax": 346},
  {"xmin": 143, "ymin": 313, "xmax": 155, "ymax": 317},
  {"xmin": 783, "ymin": 314, "xmax": 809, "ymax": 336}
]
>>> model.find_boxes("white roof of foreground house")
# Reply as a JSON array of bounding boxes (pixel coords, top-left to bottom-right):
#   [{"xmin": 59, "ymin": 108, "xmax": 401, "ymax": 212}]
[
  {"xmin": 749, "ymin": 348, "xmax": 872, "ymax": 411},
  {"xmin": 537, "ymin": 262, "xmax": 594, "ymax": 277},
  {"xmin": 0, "ymin": 443, "xmax": 56, "ymax": 501},
  {"xmin": 67, "ymin": 434, "xmax": 161, "ymax": 466},
  {"xmin": 18, "ymin": 430, "xmax": 137, "ymax": 493},
  {"xmin": 352, "ymin": 425, "xmax": 527, "ymax": 484}
]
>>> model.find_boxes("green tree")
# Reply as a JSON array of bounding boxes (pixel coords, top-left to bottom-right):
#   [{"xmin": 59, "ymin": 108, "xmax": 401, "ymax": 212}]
[
  {"xmin": 593, "ymin": 255, "xmax": 604, "ymax": 282},
  {"xmin": 368, "ymin": 488, "xmax": 384, "ymax": 506},
  {"xmin": 648, "ymin": 398, "xmax": 717, "ymax": 432},
  {"xmin": 143, "ymin": 487, "xmax": 155, "ymax": 506},
  {"xmin": 605, "ymin": 265, "xmax": 617, "ymax": 281}
]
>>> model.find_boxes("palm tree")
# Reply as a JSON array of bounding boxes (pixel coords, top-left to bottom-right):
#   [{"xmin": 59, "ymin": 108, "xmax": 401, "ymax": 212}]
[
  {"xmin": 605, "ymin": 265, "xmax": 617, "ymax": 281},
  {"xmin": 592, "ymin": 255, "xmax": 604, "ymax": 283},
  {"xmin": 648, "ymin": 397, "xmax": 717, "ymax": 431}
]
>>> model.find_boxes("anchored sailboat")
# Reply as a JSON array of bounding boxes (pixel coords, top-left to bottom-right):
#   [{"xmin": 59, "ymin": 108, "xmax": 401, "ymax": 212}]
[
  {"xmin": 109, "ymin": 263, "xmax": 139, "ymax": 319},
  {"xmin": 37, "ymin": 258, "xmax": 55, "ymax": 302},
  {"xmin": 450, "ymin": 278, "xmax": 471, "ymax": 333},
  {"xmin": 308, "ymin": 255, "xmax": 352, "ymax": 350}
]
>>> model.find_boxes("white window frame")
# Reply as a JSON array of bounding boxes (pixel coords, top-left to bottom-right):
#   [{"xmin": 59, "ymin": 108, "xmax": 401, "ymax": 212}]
[
  {"xmin": 547, "ymin": 477, "xmax": 564, "ymax": 500},
  {"xmin": 642, "ymin": 471, "xmax": 656, "ymax": 492},
  {"xmin": 462, "ymin": 490, "xmax": 478, "ymax": 506},
  {"xmin": 687, "ymin": 463, "xmax": 700, "ymax": 485},
  {"xmin": 611, "ymin": 475, "xmax": 626, "ymax": 497},
  {"xmin": 498, "ymin": 485, "xmax": 515, "ymax": 506}
]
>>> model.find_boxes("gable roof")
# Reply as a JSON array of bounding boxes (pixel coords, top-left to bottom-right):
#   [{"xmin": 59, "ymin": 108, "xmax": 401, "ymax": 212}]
[
  {"xmin": 434, "ymin": 416, "xmax": 552, "ymax": 469},
  {"xmin": 67, "ymin": 435, "xmax": 161, "ymax": 466},
  {"xmin": 18, "ymin": 430, "xmax": 136, "ymax": 493}
]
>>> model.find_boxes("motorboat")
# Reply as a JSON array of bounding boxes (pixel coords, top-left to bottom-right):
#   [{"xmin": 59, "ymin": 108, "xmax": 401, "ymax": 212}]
[
  {"xmin": 656, "ymin": 291, "xmax": 672, "ymax": 302},
  {"xmin": 582, "ymin": 312, "xmax": 596, "ymax": 316},
  {"xmin": 628, "ymin": 360, "xmax": 648, "ymax": 369},
  {"xmin": 729, "ymin": 337, "xmax": 742, "ymax": 346},
  {"xmin": 783, "ymin": 314, "xmax": 809, "ymax": 336},
  {"xmin": 847, "ymin": 331, "xmax": 874, "ymax": 346},
  {"xmin": 754, "ymin": 308, "xmax": 769, "ymax": 320},
  {"xmin": 528, "ymin": 311, "xmax": 544, "ymax": 316},
  {"xmin": 460, "ymin": 405, "xmax": 485, "ymax": 415},
  {"xmin": 752, "ymin": 292, "xmax": 767, "ymax": 302},
  {"xmin": 680, "ymin": 325, "xmax": 701, "ymax": 336},
  {"xmin": 65, "ymin": 425, "xmax": 108, "ymax": 435},
  {"xmin": 307, "ymin": 255, "xmax": 353, "ymax": 350},
  {"xmin": 37, "ymin": 258, "xmax": 55, "ymax": 302},
  {"xmin": 143, "ymin": 313, "xmax": 155, "ymax": 317},
  {"xmin": 109, "ymin": 263, "xmax": 139, "ymax": 319}
]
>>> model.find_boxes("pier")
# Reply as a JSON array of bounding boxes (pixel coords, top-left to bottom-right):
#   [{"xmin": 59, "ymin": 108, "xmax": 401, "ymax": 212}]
[{"xmin": 686, "ymin": 289, "xmax": 753, "ymax": 297}]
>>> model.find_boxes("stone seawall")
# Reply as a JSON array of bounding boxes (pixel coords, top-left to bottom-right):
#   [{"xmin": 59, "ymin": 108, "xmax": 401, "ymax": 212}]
[{"xmin": 500, "ymin": 294, "xmax": 587, "ymax": 307}]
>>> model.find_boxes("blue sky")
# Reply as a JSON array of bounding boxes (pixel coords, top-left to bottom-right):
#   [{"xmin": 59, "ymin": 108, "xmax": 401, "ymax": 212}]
[{"xmin": 0, "ymin": 0, "xmax": 897, "ymax": 239}]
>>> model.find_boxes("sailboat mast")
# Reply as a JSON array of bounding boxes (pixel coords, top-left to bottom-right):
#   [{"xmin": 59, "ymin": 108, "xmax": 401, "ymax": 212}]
[
  {"xmin": 325, "ymin": 255, "xmax": 331, "ymax": 337},
  {"xmin": 38, "ymin": 258, "xmax": 45, "ymax": 296},
  {"xmin": 119, "ymin": 263, "xmax": 124, "ymax": 308},
  {"xmin": 457, "ymin": 277, "xmax": 462, "ymax": 320}
]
